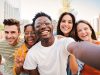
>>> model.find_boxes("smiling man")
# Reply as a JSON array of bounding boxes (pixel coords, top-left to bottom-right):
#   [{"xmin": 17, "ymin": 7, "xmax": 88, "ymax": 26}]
[
  {"xmin": 23, "ymin": 12, "xmax": 75, "ymax": 75},
  {"xmin": 0, "ymin": 19, "xmax": 23, "ymax": 75}
]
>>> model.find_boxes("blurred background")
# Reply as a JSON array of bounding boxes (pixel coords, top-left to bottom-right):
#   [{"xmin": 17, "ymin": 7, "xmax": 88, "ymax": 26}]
[{"xmin": 0, "ymin": 0, "xmax": 100, "ymax": 40}]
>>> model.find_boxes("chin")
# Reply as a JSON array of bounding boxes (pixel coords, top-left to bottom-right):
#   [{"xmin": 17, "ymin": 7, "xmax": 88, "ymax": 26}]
[{"xmin": 29, "ymin": 43, "xmax": 34, "ymax": 46}]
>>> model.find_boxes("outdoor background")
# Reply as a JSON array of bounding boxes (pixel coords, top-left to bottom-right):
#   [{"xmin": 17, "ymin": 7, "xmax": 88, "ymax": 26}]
[{"xmin": 0, "ymin": 0, "xmax": 100, "ymax": 40}]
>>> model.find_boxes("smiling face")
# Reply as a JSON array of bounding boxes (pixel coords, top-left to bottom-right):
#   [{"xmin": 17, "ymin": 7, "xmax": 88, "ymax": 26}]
[
  {"xmin": 77, "ymin": 23, "xmax": 92, "ymax": 42},
  {"xmin": 4, "ymin": 25, "xmax": 20, "ymax": 46},
  {"xmin": 60, "ymin": 14, "xmax": 73, "ymax": 36},
  {"xmin": 24, "ymin": 25, "xmax": 37, "ymax": 47},
  {"xmin": 34, "ymin": 16, "xmax": 53, "ymax": 40}
]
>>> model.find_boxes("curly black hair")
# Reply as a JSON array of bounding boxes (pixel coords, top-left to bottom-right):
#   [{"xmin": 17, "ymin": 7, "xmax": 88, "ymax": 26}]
[{"xmin": 32, "ymin": 12, "xmax": 52, "ymax": 26}]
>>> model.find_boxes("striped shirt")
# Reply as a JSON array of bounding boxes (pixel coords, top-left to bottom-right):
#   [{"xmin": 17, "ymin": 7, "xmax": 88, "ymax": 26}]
[{"xmin": 0, "ymin": 40, "xmax": 23, "ymax": 75}]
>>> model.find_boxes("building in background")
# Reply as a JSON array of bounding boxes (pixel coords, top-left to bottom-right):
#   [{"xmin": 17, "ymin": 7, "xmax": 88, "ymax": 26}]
[
  {"xmin": 0, "ymin": 0, "xmax": 20, "ymax": 24},
  {"xmin": 0, "ymin": 0, "xmax": 4, "ymax": 23},
  {"xmin": 4, "ymin": 0, "xmax": 20, "ymax": 20},
  {"xmin": 0, "ymin": 0, "xmax": 20, "ymax": 40},
  {"xmin": 90, "ymin": 14, "xmax": 100, "ymax": 40}
]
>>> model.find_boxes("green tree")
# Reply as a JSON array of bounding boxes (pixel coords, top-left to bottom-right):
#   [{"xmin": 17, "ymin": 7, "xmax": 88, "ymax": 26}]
[{"xmin": 0, "ymin": 24, "xmax": 4, "ymax": 31}]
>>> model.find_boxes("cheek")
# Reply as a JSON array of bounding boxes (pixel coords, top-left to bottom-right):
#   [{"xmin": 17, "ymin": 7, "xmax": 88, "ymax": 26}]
[
  {"xmin": 70, "ymin": 24, "xmax": 73, "ymax": 29},
  {"xmin": 14, "ymin": 34, "xmax": 19, "ymax": 39},
  {"xmin": 60, "ymin": 25, "xmax": 64, "ymax": 31},
  {"xmin": 77, "ymin": 32, "xmax": 81, "ymax": 38}
]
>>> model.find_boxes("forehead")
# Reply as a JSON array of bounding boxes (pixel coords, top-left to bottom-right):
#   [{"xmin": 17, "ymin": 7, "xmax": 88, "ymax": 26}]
[
  {"xmin": 62, "ymin": 15, "xmax": 72, "ymax": 20},
  {"xmin": 25, "ymin": 26, "xmax": 34, "ymax": 31},
  {"xmin": 35, "ymin": 16, "xmax": 51, "ymax": 24},
  {"xmin": 4, "ymin": 25, "xmax": 18, "ymax": 31},
  {"xmin": 77, "ymin": 23, "xmax": 90, "ymax": 28}
]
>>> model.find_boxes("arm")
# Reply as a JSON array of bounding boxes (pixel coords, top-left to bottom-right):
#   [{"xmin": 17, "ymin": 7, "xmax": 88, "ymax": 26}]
[
  {"xmin": 29, "ymin": 68, "xmax": 40, "ymax": 75},
  {"xmin": 13, "ymin": 46, "xmax": 26, "ymax": 75},
  {"xmin": 13, "ymin": 55, "xmax": 25, "ymax": 75},
  {"xmin": 69, "ymin": 54, "xmax": 78, "ymax": 75},
  {"xmin": 68, "ymin": 41, "xmax": 100, "ymax": 70}
]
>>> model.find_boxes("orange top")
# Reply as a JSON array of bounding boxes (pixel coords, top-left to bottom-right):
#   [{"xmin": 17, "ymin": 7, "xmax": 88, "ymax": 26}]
[
  {"xmin": 13, "ymin": 43, "xmax": 28, "ymax": 75},
  {"xmin": 80, "ymin": 41, "xmax": 100, "ymax": 75}
]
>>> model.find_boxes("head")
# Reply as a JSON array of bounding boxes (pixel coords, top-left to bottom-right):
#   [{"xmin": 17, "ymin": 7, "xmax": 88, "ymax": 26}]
[
  {"xmin": 57, "ymin": 12, "xmax": 75, "ymax": 38},
  {"xmin": 32, "ymin": 12, "xmax": 53, "ymax": 40},
  {"xmin": 75, "ymin": 20, "xmax": 97, "ymax": 42},
  {"xmin": 24, "ymin": 24, "xmax": 38, "ymax": 48},
  {"xmin": 3, "ymin": 19, "xmax": 20, "ymax": 46}
]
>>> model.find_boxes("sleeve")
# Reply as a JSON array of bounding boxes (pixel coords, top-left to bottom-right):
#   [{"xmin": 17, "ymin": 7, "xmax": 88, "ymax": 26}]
[
  {"xmin": 23, "ymin": 50, "xmax": 37, "ymax": 70},
  {"xmin": 64, "ymin": 37, "xmax": 75, "ymax": 51},
  {"xmin": 62, "ymin": 37, "xmax": 75, "ymax": 56}
]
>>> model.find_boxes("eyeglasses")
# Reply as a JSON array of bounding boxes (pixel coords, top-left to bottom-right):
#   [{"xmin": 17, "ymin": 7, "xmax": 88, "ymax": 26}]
[{"xmin": 24, "ymin": 32, "xmax": 35, "ymax": 35}]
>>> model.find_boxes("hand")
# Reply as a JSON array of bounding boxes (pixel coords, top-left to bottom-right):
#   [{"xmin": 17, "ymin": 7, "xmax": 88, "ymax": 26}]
[{"xmin": 15, "ymin": 55, "xmax": 24, "ymax": 68}]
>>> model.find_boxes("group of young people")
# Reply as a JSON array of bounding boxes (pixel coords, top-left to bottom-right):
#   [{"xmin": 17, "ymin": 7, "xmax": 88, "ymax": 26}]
[{"xmin": 0, "ymin": 12, "xmax": 100, "ymax": 75}]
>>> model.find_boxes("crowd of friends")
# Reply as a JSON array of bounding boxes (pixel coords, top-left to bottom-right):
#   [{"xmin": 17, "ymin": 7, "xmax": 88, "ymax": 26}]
[{"xmin": 0, "ymin": 12, "xmax": 100, "ymax": 75}]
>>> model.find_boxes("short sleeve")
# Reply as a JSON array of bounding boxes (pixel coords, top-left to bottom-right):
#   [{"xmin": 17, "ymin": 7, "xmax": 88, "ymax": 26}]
[
  {"xmin": 23, "ymin": 51, "xmax": 37, "ymax": 70},
  {"xmin": 64, "ymin": 37, "xmax": 75, "ymax": 49}
]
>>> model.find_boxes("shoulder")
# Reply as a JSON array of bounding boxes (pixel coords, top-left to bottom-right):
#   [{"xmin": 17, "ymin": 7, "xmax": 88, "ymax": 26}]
[
  {"xmin": 16, "ymin": 43, "xmax": 27, "ymax": 52},
  {"xmin": 27, "ymin": 42, "xmax": 41, "ymax": 54},
  {"xmin": 0, "ymin": 40, "xmax": 7, "ymax": 44},
  {"xmin": 57, "ymin": 37, "xmax": 75, "ymax": 43},
  {"xmin": 93, "ymin": 40, "xmax": 100, "ymax": 45},
  {"xmin": 0, "ymin": 40, "xmax": 9, "ymax": 48},
  {"xmin": 14, "ymin": 43, "xmax": 27, "ymax": 58}
]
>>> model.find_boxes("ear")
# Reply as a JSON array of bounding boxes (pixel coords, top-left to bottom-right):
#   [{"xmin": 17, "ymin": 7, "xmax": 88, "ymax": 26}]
[{"xmin": 18, "ymin": 31, "xmax": 21, "ymax": 36}]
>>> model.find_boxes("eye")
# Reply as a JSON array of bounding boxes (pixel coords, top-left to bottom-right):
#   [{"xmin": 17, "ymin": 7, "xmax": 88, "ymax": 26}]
[
  {"xmin": 61, "ymin": 20, "xmax": 66, "ymax": 23},
  {"xmin": 84, "ymin": 27, "xmax": 88, "ymax": 30},
  {"xmin": 11, "ymin": 31, "xmax": 16, "ymax": 34},
  {"xmin": 77, "ymin": 29, "xmax": 82, "ymax": 33},
  {"xmin": 68, "ymin": 21, "xmax": 72, "ymax": 24},
  {"xmin": 45, "ymin": 22, "xmax": 50, "ymax": 25},
  {"xmin": 35, "ymin": 24, "xmax": 40, "ymax": 29},
  {"xmin": 5, "ymin": 31, "xmax": 9, "ymax": 34}
]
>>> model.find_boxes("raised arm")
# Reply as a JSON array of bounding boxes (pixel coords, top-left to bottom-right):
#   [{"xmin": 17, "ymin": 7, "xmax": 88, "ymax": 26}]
[{"xmin": 68, "ymin": 41, "xmax": 100, "ymax": 70}]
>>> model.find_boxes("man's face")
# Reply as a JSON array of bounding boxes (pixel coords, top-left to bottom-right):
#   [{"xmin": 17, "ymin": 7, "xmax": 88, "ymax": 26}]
[
  {"xmin": 4, "ymin": 25, "xmax": 20, "ymax": 46},
  {"xmin": 34, "ymin": 16, "xmax": 53, "ymax": 39}
]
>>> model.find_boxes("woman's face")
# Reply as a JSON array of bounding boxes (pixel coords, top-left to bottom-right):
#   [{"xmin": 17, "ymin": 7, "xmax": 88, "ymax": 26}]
[
  {"xmin": 24, "ymin": 26, "xmax": 37, "ymax": 47},
  {"xmin": 77, "ymin": 23, "xmax": 92, "ymax": 42},
  {"xmin": 60, "ymin": 14, "xmax": 73, "ymax": 36}
]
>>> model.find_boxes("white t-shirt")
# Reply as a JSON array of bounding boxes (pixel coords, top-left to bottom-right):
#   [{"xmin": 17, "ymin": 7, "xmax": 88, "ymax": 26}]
[{"xmin": 23, "ymin": 37, "xmax": 75, "ymax": 75}]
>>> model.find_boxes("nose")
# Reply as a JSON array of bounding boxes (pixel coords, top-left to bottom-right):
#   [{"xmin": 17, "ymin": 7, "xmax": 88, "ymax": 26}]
[
  {"xmin": 7, "ymin": 33, "xmax": 12, "ymax": 38},
  {"xmin": 40, "ymin": 24, "xmax": 47, "ymax": 30},
  {"xmin": 27, "ymin": 33, "xmax": 31, "ymax": 37},
  {"xmin": 81, "ymin": 30, "xmax": 86, "ymax": 34}
]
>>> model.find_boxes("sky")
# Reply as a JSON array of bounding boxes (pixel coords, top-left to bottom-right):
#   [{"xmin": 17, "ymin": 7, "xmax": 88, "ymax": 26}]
[
  {"xmin": 71, "ymin": 0, "xmax": 100, "ymax": 21},
  {"xmin": 20, "ymin": 0, "xmax": 100, "ymax": 22}
]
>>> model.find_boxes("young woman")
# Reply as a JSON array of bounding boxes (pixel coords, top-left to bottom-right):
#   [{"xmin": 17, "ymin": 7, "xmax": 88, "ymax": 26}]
[
  {"xmin": 57, "ymin": 12, "xmax": 78, "ymax": 75},
  {"xmin": 75, "ymin": 20, "xmax": 100, "ymax": 75},
  {"xmin": 13, "ymin": 24, "xmax": 39, "ymax": 75}
]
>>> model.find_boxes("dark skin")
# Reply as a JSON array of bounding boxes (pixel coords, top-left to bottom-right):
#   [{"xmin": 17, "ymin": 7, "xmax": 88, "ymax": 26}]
[
  {"xmin": 29, "ymin": 68, "xmax": 40, "ymax": 75},
  {"xmin": 29, "ymin": 16, "xmax": 54, "ymax": 75},
  {"xmin": 41, "ymin": 35, "xmax": 55, "ymax": 47},
  {"xmin": 68, "ymin": 41, "xmax": 100, "ymax": 70},
  {"xmin": 14, "ymin": 25, "xmax": 39, "ymax": 75}
]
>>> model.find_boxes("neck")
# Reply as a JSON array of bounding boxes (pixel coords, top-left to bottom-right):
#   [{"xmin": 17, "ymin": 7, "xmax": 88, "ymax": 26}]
[
  {"xmin": 11, "ymin": 40, "xmax": 19, "ymax": 46},
  {"xmin": 41, "ymin": 36, "xmax": 55, "ymax": 47},
  {"xmin": 64, "ymin": 33, "xmax": 69, "ymax": 37}
]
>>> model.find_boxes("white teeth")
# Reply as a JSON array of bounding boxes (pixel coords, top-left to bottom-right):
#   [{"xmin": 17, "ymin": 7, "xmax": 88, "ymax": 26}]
[
  {"xmin": 28, "ymin": 40, "xmax": 33, "ymax": 43},
  {"xmin": 63, "ymin": 27, "xmax": 68, "ymax": 30},
  {"xmin": 41, "ymin": 31, "xmax": 48, "ymax": 34}
]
